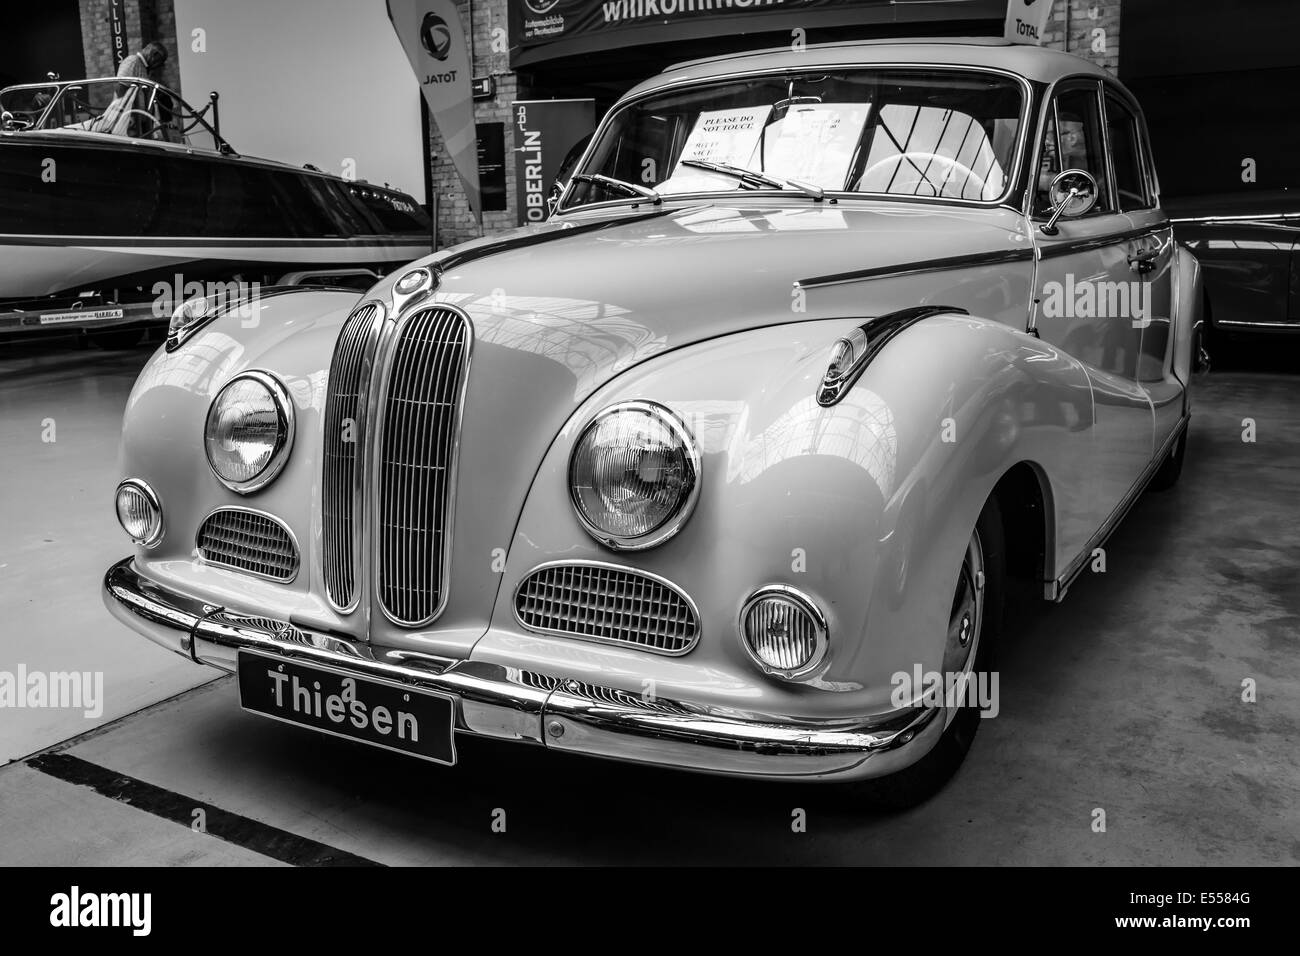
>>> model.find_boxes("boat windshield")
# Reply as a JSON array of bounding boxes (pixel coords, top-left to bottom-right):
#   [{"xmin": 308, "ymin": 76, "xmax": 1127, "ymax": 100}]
[
  {"xmin": 562, "ymin": 67, "xmax": 1026, "ymax": 211},
  {"xmin": 0, "ymin": 78, "xmax": 224, "ymax": 152}
]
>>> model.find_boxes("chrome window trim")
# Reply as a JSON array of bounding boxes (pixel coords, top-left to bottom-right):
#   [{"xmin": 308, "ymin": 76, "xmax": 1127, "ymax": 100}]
[
  {"xmin": 739, "ymin": 584, "xmax": 831, "ymax": 682},
  {"xmin": 368, "ymin": 301, "xmax": 474, "ymax": 629},
  {"xmin": 512, "ymin": 559, "xmax": 702, "ymax": 657},
  {"xmin": 195, "ymin": 505, "xmax": 301, "ymax": 584},
  {"xmin": 115, "ymin": 478, "xmax": 164, "ymax": 549},
  {"xmin": 322, "ymin": 299, "xmax": 386, "ymax": 616},
  {"xmin": 1025, "ymin": 74, "xmax": 1130, "ymax": 222},
  {"xmin": 567, "ymin": 399, "xmax": 703, "ymax": 552},
  {"xmin": 204, "ymin": 369, "xmax": 296, "ymax": 495},
  {"xmin": 556, "ymin": 62, "xmax": 1035, "ymax": 215}
]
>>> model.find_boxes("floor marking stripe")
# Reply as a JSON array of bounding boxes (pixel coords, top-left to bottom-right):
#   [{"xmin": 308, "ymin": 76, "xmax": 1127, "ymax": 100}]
[{"xmin": 28, "ymin": 752, "xmax": 384, "ymax": 867}]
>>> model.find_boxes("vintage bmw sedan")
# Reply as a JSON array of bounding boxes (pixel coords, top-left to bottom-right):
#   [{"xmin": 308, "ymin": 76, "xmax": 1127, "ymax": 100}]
[{"xmin": 104, "ymin": 39, "xmax": 1203, "ymax": 807}]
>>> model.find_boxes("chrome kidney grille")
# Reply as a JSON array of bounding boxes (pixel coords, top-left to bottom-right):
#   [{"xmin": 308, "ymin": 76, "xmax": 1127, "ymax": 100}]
[
  {"xmin": 197, "ymin": 509, "xmax": 299, "ymax": 582},
  {"xmin": 321, "ymin": 303, "xmax": 379, "ymax": 609},
  {"xmin": 514, "ymin": 563, "xmax": 701, "ymax": 655},
  {"xmin": 375, "ymin": 307, "xmax": 470, "ymax": 626}
]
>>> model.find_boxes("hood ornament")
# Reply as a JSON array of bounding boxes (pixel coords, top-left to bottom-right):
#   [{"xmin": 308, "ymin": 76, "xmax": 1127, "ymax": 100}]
[{"xmin": 392, "ymin": 266, "xmax": 440, "ymax": 315}]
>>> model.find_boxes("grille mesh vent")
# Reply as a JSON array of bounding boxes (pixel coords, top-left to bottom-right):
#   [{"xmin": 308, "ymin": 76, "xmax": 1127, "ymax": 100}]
[
  {"xmin": 322, "ymin": 304, "xmax": 379, "ymax": 608},
  {"xmin": 197, "ymin": 509, "xmax": 298, "ymax": 582},
  {"xmin": 514, "ymin": 564, "xmax": 700, "ymax": 655},
  {"xmin": 375, "ymin": 307, "xmax": 469, "ymax": 625}
]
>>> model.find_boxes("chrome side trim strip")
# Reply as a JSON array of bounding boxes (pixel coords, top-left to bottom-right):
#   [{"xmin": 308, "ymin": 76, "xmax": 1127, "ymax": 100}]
[{"xmin": 795, "ymin": 249, "xmax": 1032, "ymax": 291}]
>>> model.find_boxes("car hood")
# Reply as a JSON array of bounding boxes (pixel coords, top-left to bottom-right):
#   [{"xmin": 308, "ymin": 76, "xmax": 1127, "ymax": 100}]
[
  {"xmin": 358, "ymin": 199, "xmax": 1033, "ymax": 656},
  {"xmin": 416, "ymin": 199, "xmax": 1030, "ymax": 401}
]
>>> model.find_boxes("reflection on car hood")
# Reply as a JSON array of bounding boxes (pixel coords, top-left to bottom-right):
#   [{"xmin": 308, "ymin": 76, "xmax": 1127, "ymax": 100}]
[{"xmin": 417, "ymin": 200, "xmax": 1030, "ymax": 401}]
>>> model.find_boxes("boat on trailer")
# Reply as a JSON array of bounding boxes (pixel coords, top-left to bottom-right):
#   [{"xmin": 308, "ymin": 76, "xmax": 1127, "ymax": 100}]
[{"xmin": 0, "ymin": 76, "xmax": 431, "ymax": 345}]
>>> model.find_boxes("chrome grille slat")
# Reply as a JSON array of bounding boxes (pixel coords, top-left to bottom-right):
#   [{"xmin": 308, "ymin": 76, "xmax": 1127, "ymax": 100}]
[
  {"xmin": 322, "ymin": 304, "xmax": 380, "ymax": 609},
  {"xmin": 376, "ymin": 307, "xmax": 469, "ymax": 626},
  {"xmin": 514, "ymin": 564, "xmax": 700, "ymax": 655},
  {"xmin": 197, "ymin": 509, "xmax": 299, "ymax": 582}
]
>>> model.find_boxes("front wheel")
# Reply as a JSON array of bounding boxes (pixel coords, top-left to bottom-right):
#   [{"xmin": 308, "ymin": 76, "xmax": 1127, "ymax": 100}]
[{"xmin": 847, "ymin": 497, "xmax": 1005, "ymax": 811}]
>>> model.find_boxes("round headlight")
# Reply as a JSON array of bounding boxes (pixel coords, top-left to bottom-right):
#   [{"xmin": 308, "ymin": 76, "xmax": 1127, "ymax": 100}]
[
  {"xmin": 569, "ymin": 400, "xmax": 700, "ymax": 550},
  {"xmin": 204, "ymin": 371, "xmax": 295, "ymax": 494},
  {"xmin": 115, "ymin": 479, "xmax": 163, "ymax": 547},
  {"xmin": 740, "ymin": 586, "xmax": 829, "ymax": 681}
]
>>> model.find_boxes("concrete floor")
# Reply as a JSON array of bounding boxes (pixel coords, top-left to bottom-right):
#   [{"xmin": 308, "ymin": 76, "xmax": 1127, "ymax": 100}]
[{"xmin": 1, "ymin": 332, "xmax": 1296, "ymax": 865}]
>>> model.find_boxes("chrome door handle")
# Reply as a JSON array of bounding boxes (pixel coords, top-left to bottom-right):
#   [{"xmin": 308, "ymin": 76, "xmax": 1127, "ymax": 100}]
[{"xmin": 1128, "ymin": 252, "xmax": 1157, "ymax": 274}]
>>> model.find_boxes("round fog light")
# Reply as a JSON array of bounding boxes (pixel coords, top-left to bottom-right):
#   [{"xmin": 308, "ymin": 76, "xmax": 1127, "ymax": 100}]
[
  {"xmin": 740, "ymin": 586, "xmax": 828, "ymax": 680},
  {"xmin": 115, "ymin": 479, "xmax": 163, "ymax": 548}
]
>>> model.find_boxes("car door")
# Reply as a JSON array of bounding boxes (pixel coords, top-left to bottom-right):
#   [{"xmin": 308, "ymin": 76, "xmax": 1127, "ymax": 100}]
[
  {"xmin": 1030, "ymin": 79, "xmax": 1155, "ymax": 528},
  {"xmin": 1105, "ymin": 86, "xmax": 1181, "ymax": 451}
]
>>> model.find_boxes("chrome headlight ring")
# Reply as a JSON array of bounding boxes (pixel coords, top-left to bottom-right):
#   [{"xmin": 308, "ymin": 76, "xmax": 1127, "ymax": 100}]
[
  {"xmin": 568, "ymin": 400, "xmax": 702, "ymax": 551},
  {"xmin": 204, "ymin": 370, "xmax": 296, "ymax": 495}
]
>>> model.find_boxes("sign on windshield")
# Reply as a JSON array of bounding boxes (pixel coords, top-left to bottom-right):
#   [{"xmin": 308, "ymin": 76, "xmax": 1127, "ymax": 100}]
[{"xmin": 659, "ymin": 102, "xmax": 872, "ymax": 193}]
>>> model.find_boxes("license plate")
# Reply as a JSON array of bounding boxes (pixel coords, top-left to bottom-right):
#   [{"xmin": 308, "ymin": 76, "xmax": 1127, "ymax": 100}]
[{"xmin": 237, "ymin": 651, "xmax": 456, "ymax": 764}]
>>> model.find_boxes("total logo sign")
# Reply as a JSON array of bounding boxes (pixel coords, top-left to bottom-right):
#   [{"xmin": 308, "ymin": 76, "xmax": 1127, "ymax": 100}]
[
  {"xmin": 1004, "ymin": 0, "xmax": 1054, "ymax": 45},
  {"xmin": 420, "ymin": 12, "xmax": 458, "ymax": 82}
]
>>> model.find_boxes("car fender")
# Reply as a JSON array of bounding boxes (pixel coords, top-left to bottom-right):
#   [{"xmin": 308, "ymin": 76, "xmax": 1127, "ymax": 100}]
[
  {"xmin": 485, "ymin": 312, "xmax": 1093, "ymax": 720},
  {"xmin": 117, "ymin": 288, "xmax": 360, "ymax": 619}
]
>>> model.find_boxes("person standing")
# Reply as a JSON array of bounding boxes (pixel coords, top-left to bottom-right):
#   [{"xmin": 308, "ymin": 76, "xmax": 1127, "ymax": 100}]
[{"xmin": 116, "ymin": 41, "xmax": 168, "ymax": 82}]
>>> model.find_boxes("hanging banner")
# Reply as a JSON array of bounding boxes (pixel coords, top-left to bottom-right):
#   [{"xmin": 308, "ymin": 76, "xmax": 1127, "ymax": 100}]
[
  {"xmin": 387, "ymin": 0, "xmax": 481, "ymax": 221},
  {"xmin": 513, "ymin": 99, "xmax": 596, "ymax": 225},
  {"xmin": 1003, "ymin": 0, "xmax": 1055, "ymax": 45},
  {"xmin": 109, "ymin": 0, "xmax": 129, "ymax": 68},
  {"xmin": 508, "ymin": 0, "xmax": 1004, "ymax": 67}
]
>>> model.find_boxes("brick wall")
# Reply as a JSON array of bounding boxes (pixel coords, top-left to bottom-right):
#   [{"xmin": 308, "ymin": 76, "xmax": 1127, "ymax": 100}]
[
  {"xmin": 430, "ymin": 0, "xmax": 516, "ymax": 247},
  {"xmin": 78, "ymin": 0, "xmax": 181, "ymax": 92},
  {"xmin": 1042, "ymin": 0, "xmax": 1122, "ymax": 75}
]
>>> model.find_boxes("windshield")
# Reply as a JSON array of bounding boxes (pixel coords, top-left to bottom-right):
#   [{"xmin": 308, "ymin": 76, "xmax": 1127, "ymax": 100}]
[
  {"xmin": 1, "ymin": 79, "xmax": 223, "ymax": 151},
  {"xmin": 563, "ymin": 68, "xmax": 1025, "ymax": 210}
]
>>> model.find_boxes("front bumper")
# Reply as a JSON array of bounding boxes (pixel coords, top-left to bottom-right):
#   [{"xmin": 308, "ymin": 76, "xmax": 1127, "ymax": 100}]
[{"xmin": 103, "ymin": 557, "xmax": 941, "ymax": 782}]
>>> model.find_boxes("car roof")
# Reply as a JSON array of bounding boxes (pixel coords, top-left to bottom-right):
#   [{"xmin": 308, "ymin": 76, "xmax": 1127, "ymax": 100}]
[{"xmin": 623, "ymin": 38, "xmax": 1112, "ymax": 100}]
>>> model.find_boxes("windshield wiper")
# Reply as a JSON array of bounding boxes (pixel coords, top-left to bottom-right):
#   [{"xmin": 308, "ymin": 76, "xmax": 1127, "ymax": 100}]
[
  {"xmin": 570, "ymin": 173, "xmax": 661, "ymax": 204},
  {"xmin": 680, "ymin": 159, "xmax": 825, "ymax": 201}
]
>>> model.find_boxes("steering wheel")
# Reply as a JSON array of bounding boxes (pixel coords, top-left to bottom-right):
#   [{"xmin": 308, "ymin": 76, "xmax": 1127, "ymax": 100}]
[
  {"xmin": 861, "ymin": 151, "xmax": 985, "ymax": 198},
  {"xmin": 117, "ymin": 108, "xmax": 163, "ymax": 139}
]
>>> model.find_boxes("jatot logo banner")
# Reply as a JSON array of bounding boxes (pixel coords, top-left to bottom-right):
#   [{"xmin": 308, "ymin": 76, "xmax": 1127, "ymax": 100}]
[
  {"xmin": 387, "ymin": 0, "xmax": 481, "ymax": 221},
  {"xmin": 1004, "ymin": 0, "xmax": 1055, "ymax": 45}
]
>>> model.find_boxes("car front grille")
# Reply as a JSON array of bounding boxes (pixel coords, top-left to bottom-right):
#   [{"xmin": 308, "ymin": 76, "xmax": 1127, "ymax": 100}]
[
  {"xmin": 375, "ymin": 307, "xmax": 470, "ymax": 625},
  {"xmin": 321, "ymin": 303, "xmax": 380, "ymax": 609},
  {"xmin": 197, "ymin": 509, "xmax": 299, "ymax": 582},
  {"xmin": 514, "ymin": 563, "xmax": 700, "ymax": 655}
]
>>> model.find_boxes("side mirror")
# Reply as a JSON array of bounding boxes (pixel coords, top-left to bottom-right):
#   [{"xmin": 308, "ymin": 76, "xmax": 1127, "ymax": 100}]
[
  {"xmin": 1041, "ymin": 168, "xmax": 1099, "ymax": 236},
  {"xmin": 546, "ymin": 181, "xmax": 565, "ymax": 218}
]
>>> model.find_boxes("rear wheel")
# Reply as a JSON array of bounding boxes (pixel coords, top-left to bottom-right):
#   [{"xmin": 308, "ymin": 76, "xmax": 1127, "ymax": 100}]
[
  {"xmin": 1149, "ymin": 425, "xmax": 1187, "ymax": 491},
  {"xmin": 849, "ymin": 498, "xmax": 1005, "ymax": 811}
]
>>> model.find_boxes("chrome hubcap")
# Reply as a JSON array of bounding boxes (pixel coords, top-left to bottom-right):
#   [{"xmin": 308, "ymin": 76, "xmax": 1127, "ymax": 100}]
[{"xmin": 942, "ymin": 529, "xmax": 985, "ymax": 676}]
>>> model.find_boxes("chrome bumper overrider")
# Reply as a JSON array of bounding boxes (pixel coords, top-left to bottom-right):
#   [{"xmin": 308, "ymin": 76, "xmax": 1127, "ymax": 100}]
[{"xmin": 103, "ymin": 558, "xmax": 941, "ymax": 781}]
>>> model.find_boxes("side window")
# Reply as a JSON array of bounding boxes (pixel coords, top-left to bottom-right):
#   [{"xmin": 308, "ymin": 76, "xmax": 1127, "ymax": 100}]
[
  {"xmin": 1035, "ymin": 85, "xmax": 1112, "ymax": 217},
  {"xmin": 1105, "ymin": 92, "xmax": 1151, "ymax": 211}
]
